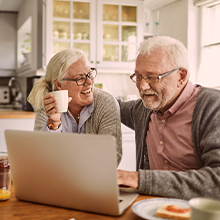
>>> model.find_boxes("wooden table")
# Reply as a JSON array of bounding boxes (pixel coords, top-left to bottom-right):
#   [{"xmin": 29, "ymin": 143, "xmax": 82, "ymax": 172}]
[
  {"xmin": 1, "ymin": 185, "xmax": 157, "ymax": 220},
  {"xmin": 0, "ymin": 111, "xmax": 35, "ymax": 119}
]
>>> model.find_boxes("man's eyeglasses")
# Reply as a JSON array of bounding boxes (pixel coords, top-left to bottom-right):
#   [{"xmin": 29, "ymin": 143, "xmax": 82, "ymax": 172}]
[
  {"xmin": 63, "ymin": 68, "xmax": 97, "ymax": 86},
  {"xmin": 130, "ymin": 68, "xmax": 181, "ymax": 84}
]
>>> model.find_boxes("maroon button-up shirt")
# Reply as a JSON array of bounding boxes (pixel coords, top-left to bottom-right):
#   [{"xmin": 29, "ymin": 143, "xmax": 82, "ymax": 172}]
[{"xmin": 146, "ymin": 81, "xmax": 202, "ymax": 171}]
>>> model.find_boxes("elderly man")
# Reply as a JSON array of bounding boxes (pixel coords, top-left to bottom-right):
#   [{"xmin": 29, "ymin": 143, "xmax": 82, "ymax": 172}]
[{"xmin": 118, "ymin": 36, "xmax": 220, "ymax": 200}]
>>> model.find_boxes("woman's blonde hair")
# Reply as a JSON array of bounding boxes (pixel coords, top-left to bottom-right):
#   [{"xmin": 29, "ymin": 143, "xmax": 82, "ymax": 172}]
[{"xmin": 27, "ymin": 48, "xmax": 88, "ymax": 112}]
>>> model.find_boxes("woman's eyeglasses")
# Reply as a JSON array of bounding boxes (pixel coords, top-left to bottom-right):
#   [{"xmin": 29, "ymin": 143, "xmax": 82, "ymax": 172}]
[{"xmin": 63, "ymin": 68, "xmax": 97, "ymax": 86}]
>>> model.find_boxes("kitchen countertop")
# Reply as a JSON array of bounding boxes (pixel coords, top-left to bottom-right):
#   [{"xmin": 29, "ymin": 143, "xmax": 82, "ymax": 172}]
[{"xmin": 0, "ymin": 110, "xmax": 36, "ymax": 119}]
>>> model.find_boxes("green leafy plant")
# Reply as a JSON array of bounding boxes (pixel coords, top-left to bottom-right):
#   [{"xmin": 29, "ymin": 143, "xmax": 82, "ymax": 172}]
[{"xmin": 21, "ymin": 33, "xmax": 31, "ymax": 54}]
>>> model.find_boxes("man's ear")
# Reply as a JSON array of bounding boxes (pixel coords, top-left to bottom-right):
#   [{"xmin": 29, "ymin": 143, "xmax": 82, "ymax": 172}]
[
  {"xmin": 53, "ymin": 79, "xmax": 62, "ymax": 90},
  {"xmin": 177, "ymin": 68, "xmax": 188, "ymax": 87}
]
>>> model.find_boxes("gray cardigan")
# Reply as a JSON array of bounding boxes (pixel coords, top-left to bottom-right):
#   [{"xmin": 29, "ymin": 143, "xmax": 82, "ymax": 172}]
[
  {"xmin": 119, "ymin": 85, "xmax": 220, "ymax": 200},
  {"xmin": 34, "ymin": 88, "xmax": 122, "ymax": 165}
]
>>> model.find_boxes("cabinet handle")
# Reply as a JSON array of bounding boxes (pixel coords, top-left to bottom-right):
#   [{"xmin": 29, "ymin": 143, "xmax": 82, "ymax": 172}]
[
  {"xmin": 90, "ymin": 61, "xmax": 94, "ymax": 63},
  {"xmin": 96, "ymin": 61, "xmax": 100, "ymax": 64}
]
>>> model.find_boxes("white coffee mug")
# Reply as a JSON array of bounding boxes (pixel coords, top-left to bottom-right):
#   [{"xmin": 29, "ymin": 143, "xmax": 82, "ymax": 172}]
[
  {"xmin": 189, "ymin": 197, "xmax": 220, "ymax": 220},
  {"xmin": 50, "ymin": 90, "xmax": 68, "ymax": 113}
]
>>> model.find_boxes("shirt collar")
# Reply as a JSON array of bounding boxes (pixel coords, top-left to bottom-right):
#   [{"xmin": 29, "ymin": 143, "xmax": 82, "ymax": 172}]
[
  {"xmin": 168, "ymin": 80, "xmax": 194, "ymax": 115},
  {"xmin": 77, "ymin": 100, "xmax": 94, "ymax": 129},
  {"xmin": 83, "ymin": 99, "xmax": 94, "ymax": 115},
  {"xmin": 152, "ymin": 80, "xmax": 194, "ymax": 116}
]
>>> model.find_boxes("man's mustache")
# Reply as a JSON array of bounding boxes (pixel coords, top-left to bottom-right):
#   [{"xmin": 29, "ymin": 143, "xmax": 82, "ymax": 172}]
[{"xmin": 140, "ymin": 90, "xmax": 159, "ymax": 97}]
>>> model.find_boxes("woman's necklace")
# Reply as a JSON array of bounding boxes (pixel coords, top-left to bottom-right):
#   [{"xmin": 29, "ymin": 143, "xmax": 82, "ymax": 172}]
[{"xmin": 70, "ymin": 110, "xmax": 80, "ymax": 122}]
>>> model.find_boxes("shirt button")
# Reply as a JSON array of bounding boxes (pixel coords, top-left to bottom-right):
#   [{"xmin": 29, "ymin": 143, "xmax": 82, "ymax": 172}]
[
  {"xmin": 164, "ymin": 160, "xmax": 168, "ymax": 163},
  {"xmin": 162, "ymin": 119, "xmax": 165, "ymax": 123},
  {"xmin": 160, "ymin": 141, "xmax": 163, "ymax": 145}
]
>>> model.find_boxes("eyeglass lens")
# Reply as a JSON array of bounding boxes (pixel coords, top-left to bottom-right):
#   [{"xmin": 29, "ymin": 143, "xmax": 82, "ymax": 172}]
[
  {"xmin": 131, "ymin": 75, "xmax": 158, "ymax": 84},
  {"xmin": 77, "ymin": 69, "xmax": 96, "ymax": 85}
]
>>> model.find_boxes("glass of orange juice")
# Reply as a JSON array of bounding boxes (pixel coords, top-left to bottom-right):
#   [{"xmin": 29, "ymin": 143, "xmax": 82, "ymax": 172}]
[{"xmin": 0, "ymin": 152, "xmax": 11, "ymax": 201}]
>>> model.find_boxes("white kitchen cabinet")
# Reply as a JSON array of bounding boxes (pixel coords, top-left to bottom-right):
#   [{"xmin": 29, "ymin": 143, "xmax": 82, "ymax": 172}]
[
  {"xmin": 16, "ymin": 0, "xmax": 43, "ymax": 76},
  {"xmin": 0, "ymin": 118, "xmax": 35, "ymax": 152},
  {"xmin": 45, "ymin": 0, "xmax": 143, "ymax": 73},
  {"xmin": 118, "ymin": 124, "xmax": 136, "ymax": 171}
]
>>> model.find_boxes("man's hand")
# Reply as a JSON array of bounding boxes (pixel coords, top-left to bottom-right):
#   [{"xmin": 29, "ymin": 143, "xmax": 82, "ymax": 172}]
[{"xmin": 117, "ymin": 169, "xmax": 139, "ymax": 189}]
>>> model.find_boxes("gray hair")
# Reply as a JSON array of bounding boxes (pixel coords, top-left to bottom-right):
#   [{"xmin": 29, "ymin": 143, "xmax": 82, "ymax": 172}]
[
  {"xmin": 138, "ymin": 36, "xmax": 189, "ymax": 73},
  {"xmin": 27, "ymin": 48, "xmax": 88, "ymax": 112}
]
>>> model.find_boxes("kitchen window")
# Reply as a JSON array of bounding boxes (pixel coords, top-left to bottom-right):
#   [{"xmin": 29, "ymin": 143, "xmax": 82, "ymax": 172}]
[{"xmin": 196, "ymin": 1, "xmax": 220, "ymax": 88}]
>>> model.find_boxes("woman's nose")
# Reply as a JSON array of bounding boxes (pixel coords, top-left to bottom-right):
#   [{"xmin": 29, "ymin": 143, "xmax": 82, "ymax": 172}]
[{"xmin": 84, "ymin": 76, "xmax": 93, "ymax": 85}]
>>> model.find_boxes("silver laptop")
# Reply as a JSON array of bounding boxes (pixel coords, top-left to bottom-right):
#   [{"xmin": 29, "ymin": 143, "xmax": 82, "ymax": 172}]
[{"xmin": 4, "ymin": 130, "xmax": 138, "ymax": 216}]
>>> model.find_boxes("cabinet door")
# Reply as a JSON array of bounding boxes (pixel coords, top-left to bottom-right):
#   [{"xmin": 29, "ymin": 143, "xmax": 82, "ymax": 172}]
[
  {"xmin": 0, "ymin": 118, "xmax": 35, "ymax": 152},
  {"xmin": 46, "ymin": 0, "xmax": 96, "ymax": 66},
  {"xmin": 96, "ymin": 0, "xmax": 143, "ymax": 72},
  {"xmin": 46, "ymin": 0, "xmax": 143, "ymax": 72}
]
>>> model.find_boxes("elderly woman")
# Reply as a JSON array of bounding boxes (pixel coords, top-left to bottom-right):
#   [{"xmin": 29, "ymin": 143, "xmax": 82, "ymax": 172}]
[{"xmin": 27, "ymin": 48, "xmax": 122, "ymax": 165}]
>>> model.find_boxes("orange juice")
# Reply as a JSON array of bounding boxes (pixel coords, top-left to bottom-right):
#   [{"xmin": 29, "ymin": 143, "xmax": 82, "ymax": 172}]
[
  {"xmin": 0, "ymin": 189, "xmax": 11, "ymax": 200},
  {"xmin": 0, "ymin": 153, "xmax": 11, "ymax": 201}
]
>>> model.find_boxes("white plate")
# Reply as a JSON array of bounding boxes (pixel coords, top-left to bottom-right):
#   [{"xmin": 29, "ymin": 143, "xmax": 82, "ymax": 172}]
[{"xmin": 132, "ymin": 198, "xmax": 189, "ymax": 220}]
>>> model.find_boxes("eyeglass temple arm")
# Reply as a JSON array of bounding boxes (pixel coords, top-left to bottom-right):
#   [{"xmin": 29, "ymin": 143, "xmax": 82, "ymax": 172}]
[
  {"xmin": 157, "ymin": 68, "xmax": 180, "ymax": 79},
  {"xmin": 63, "ymin": 78, "xmax": 77, "ymax": 82}
]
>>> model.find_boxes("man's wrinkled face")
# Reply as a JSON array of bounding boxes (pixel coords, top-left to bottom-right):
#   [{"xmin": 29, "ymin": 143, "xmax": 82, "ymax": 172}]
[{"xmin": 134, "ymin": 49, "xmax": 181, "ymax": 114}]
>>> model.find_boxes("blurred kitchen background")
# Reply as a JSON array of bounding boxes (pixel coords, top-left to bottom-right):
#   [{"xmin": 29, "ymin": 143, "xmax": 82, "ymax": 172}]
[
  {"xmin": 0, "ymin": 0, "xmax": 219, "ymax": 170},
  {"xmin": 0, "ymin": 0, "xmax": 220, "ymax": 110}
]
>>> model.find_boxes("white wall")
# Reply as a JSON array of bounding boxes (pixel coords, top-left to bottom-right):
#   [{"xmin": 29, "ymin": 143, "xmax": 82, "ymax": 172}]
[
  {"xmin": 144, "ymin": 0, "xmax": 199, "ymax": 84},
  {"xmin": 152, "ymin": 0, "xmax": 188, "ymax": 46},
  {"xmin": 187, "ymin": 0, "xmax": 199, "ymax": 84}
]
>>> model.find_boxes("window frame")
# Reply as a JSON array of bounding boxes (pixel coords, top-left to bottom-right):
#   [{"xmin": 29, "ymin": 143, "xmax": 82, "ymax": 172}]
[{"xmin": 197, "ymin": 2, "xmax": 220, "ymax": 88}]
